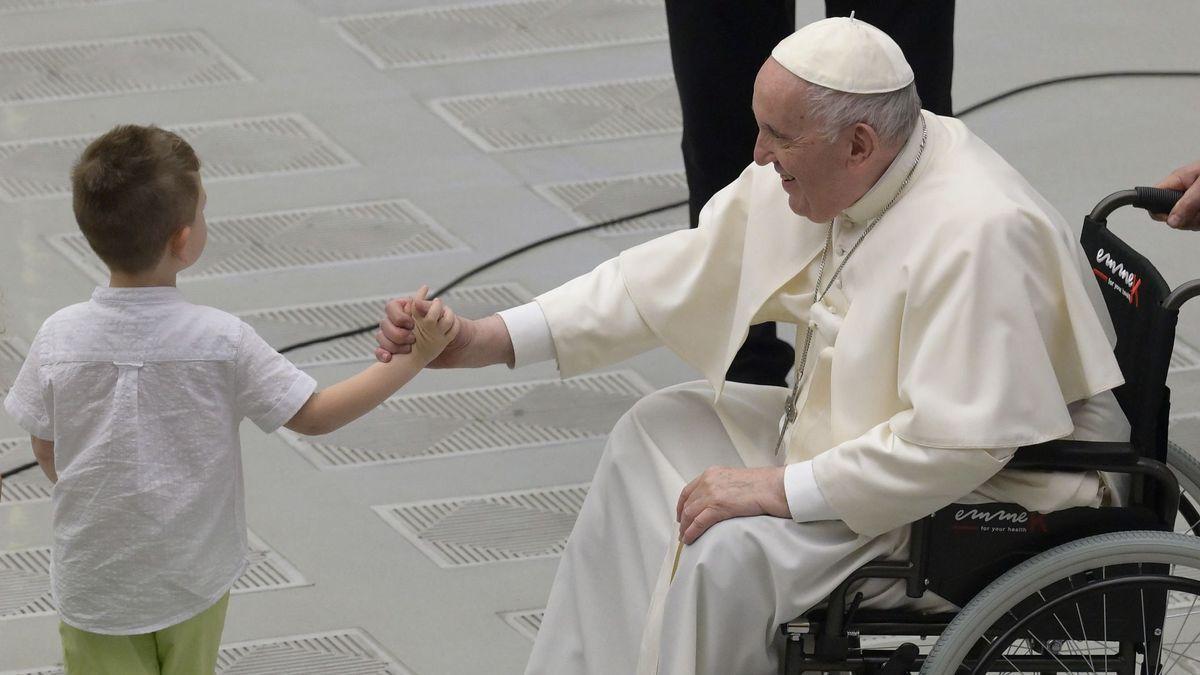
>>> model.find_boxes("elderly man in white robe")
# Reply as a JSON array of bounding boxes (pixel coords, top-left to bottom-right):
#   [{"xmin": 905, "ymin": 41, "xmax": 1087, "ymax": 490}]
[{"xmin": 374, "ymin": 17, "xmax": 1129, "ymax": 675}]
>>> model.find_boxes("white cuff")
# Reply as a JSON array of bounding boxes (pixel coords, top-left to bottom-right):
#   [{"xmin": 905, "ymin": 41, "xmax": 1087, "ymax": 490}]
[
  {"xmin": 784, "ymin": 461, "xmax": 837, "ymax": 523},
  {"xmin": 497, "ymin": 302, "xmax": 557, "ymax": 369}
]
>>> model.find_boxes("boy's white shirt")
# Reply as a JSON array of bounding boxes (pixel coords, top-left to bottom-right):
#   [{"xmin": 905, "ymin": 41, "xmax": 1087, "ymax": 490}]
[
  {"xmin": 498, "ymin": 111, "xmax": 1129, "ymax": 536},
  {"xmin": 3, "ymin": 286, "xmax": 315, "ymax": 634}
]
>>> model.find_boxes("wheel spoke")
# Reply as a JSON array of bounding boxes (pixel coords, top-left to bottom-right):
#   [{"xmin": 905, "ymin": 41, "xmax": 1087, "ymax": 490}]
[{"xmin": 1162, "ymin": 592, "xmax": 1199, "ymax": 674}]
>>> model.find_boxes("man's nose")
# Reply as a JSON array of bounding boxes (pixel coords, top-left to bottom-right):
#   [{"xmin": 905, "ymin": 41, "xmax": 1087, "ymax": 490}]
[{"xmin": 752, "ymin": 132, "xmax": 772, "ymax": 166}]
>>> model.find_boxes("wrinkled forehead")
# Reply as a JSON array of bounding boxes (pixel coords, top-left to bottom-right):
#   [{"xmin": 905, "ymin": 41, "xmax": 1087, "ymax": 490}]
[{"xmin": 752, "ymin": 58, "xmax": 810, "ymax": 131}]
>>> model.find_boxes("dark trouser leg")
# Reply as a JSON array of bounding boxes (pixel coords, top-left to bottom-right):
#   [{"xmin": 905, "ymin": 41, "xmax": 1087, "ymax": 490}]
[
  {"xmin": 824, "ymin": 0, "xmax": 956, "ymax": 116},
  {"xmin": 665, "ymin": 0, "xmax": 796, "ymax": 387}
]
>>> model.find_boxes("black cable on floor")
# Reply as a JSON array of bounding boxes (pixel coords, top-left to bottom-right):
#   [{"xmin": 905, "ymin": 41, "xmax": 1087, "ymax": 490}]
[
  {"xmin": 277, "ymin": 199, "xmax": 690, "ymax": 354},
  {"xmin": 2, "ymin": 70, "xmax": 1198, "ymax": 482}
]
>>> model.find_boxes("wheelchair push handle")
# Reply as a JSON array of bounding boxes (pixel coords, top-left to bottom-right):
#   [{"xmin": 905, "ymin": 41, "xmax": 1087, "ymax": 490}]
[{"xmin": 1088, "ymin": 187, "xmax": 1186, "ymax": 224}]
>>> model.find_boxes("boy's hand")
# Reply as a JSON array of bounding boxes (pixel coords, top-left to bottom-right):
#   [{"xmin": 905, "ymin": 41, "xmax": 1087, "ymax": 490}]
[{"xmin": 408, "ymin": 287, "xmax": 460, "ymax": 364}]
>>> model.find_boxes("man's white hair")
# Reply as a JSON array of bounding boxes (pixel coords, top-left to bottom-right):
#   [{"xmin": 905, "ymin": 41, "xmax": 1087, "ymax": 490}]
[{"xmin": 802, "ymin": 80, "xmax": 921, "ymax": 147}]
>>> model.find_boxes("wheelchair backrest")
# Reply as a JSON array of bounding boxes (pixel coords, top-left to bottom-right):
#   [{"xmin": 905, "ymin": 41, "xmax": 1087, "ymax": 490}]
[{"xmin": 1080, "ymin": 211, "xmax": 1176, "ymax": 461}]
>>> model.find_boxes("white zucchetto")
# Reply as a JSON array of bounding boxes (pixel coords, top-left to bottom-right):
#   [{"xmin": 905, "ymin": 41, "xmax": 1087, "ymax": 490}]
[{"xmin": 771, "ymin": 15, "xmax": 914, "ymax": 94}]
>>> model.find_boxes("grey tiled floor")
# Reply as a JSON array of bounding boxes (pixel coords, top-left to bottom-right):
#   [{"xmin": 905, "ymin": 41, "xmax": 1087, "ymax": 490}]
[{"xmin": 1, "ymin": 1, "xmax": 1199, "ymax": 673}]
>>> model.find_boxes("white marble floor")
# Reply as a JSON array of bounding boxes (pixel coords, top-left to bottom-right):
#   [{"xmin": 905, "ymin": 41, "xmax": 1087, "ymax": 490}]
[{"xmin": 0, "ymin": 1, "xmax": 1198, "ymax": 673}]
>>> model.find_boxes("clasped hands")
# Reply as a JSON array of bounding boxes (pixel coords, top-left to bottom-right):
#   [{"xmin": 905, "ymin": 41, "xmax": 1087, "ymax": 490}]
[
  {"xmin": 373, "ymin": 289, "xmax": 793, "ymax": 545},
  {"xmin": 384, "ymin": 286, "xmax": 461, "ymax": 365}
]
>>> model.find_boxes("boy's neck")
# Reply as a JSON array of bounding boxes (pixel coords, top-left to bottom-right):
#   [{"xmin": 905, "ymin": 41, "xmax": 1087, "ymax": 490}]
[{"xmin": 108, "ymin": 269, "xmax": 178, "ymax": 288}]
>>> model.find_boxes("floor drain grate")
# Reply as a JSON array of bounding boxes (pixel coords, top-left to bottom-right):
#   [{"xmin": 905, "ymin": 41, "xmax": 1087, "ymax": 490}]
[
  {"xmin": 240, "ymin": 283, "xmax": 530, "ymax": 368},
  {"xmin": 430, "ymin": 76, "xmax": 680, "ymax": 152},
  {"xmin": 0, "ymin": 0, "xmax": 146, "ymax": 14},
  {"xmin": 534, "ymin": 171, "xmax": 688, "ymax": 237},
  {"xmin": 500, "ymin": 608, "xmax": 544, "ymax": 642},
  {"xmin": 0, "ymin": 628, "xmax": 410, "ymax": 675},
  {"xmin": 0, "ymin": 114, "xmax": 356, "ymax": 201},
  {"xmin": 0, "ymin": 437, "xmax": 52, "ymax": 504},
  {"xmin": 0, "ymin": 532, "xmax": 305, "ymax": 620},
  {"xmin": 47, "ymin": 199, "xmax": 466, "ymax": 283},
  {"xmin": 281, "ymin": 370, "xmax": 652, "ymax": 467},
  {"xmin": 333, "ymin": 0, "xmax": 665, "ymax": 69},
  {"xmin": 0, "ymin": 337, "xmax": 27, "ymax": 398},
  {"xmin": 1172, "ymin": 336, "xmax": 1200, "ymax": 372},
  {"xmin": 375, "ymin": 483, "xmax": 588, "ymax": 568},
  {"xmin": 217, "ymin": 628, "xmax": 412, "ymax": 674},
  {"xmin": 0, "ymin": 32, "xmax": 252, "ymax": 105}
]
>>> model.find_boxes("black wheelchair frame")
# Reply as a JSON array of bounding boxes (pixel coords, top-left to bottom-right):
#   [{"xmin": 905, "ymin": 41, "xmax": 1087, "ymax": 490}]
[{"xmin": 782, "ymin": 188, "xmax": 1200, "ymax": 675}]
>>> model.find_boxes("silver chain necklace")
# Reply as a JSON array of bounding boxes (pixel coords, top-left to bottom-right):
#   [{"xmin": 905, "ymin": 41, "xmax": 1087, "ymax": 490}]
[{"xmin": 774, "ymin": 117, "xmax": 927, "ymax": 455}]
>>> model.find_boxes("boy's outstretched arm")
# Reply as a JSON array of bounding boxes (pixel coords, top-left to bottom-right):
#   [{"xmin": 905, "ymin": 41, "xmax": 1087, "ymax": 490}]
[
  {"xmin": 285, "ymin": 288, "xmax": 458, "ymax": 436},
  {"xmin": 31, "ymin": 436, "xmax": 56, "ymax": 483}
]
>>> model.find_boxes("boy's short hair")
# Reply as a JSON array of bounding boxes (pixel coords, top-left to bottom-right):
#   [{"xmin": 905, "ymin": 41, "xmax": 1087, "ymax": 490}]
[{"xmin": 71, "ymin": 125, "xmax": 201, "ymax": 274}]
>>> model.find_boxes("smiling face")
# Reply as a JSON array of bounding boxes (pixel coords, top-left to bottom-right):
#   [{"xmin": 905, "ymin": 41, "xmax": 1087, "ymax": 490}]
[{"xmin": 751, "ymin": 58, "xmax": 865, "ymax": 223}]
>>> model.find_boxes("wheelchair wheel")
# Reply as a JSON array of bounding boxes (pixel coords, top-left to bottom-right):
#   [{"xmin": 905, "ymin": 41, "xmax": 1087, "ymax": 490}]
[
  {"xmin": 922, "ymin": 531, "xmax": 1200, "ymax": 675},
  {"xmin": 1169, "ymin": 441, "xmax": 1200, "ymax": 535}
]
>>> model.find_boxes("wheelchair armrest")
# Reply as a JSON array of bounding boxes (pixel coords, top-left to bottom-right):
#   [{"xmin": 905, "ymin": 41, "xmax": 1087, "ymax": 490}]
[{"xmin": 1007, "ymin": 439, "xmax": 1138, "ymax": 472}]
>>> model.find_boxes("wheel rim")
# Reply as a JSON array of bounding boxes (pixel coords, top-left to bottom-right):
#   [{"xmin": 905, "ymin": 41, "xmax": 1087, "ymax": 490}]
[{"xmin": 967, "ymin": 566, "xmax": 1200, "ymax": 675}]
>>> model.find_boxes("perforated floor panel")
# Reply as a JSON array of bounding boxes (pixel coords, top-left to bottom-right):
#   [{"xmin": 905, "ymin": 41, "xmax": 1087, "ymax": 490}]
[
  {"xmin": 0, "ymin": 114, "xmax": 356, "ymax": 201},
  {"xmin": 534, "ymin": 170, "xmax": 688, "ymax": 238},
  {"xmin": 216, "ymin": 628, "xmax": 412, "ymax": 674},
  {"xmin": 0, "ymin": 32, "xmax": 251, "ymax": 105},
  {"xmin": 0, "ymin": 628, "xmax": 411, "ymax": 675},
  {"xmin": 1173, "ymin": 337, "xmax": 1200, "ymax": 372},
  {"xmin": 430, "ymin": 76, "xmax": 680, "ymax": 152},
  {"xmin": 0, "ymin": 337, "xmax": 27, "ymax": 399},
  {"xmin": 0, "ymin": 437, "xmax": 51, "ymax": 504},
  {"xmin": 333, "ymin": 0, "xmax": 665, "ymax": 68},
  {"xmin": 281, "ymin": 370, "xmax": 651, "ymax": 468},
  {"xmin": 0, "ymin": 531, "xmax": 306, "ymax": 621},
  {"xmin": 0, "ymin": 0, "xmax": 147, "ymax": 15},
  {"xmin": 500, "ymin": 608, "xmax": 543, "ymax": 642},
  {"xmin": 374, "ymin": 483, "xmax": 588, "ymax": 568},
  {"xmin": 239, "ymin": 283, "xmax": 530, "ymax": 368},
  {"xmin": 47, "ymin": 199, "xmax": 466, "ymax": 283}
]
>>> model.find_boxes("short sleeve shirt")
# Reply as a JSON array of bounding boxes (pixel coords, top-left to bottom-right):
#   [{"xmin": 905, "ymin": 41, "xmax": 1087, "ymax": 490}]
[{"xmin": 2, "ymin": 286, "xmax": 316, "ymax": 634}]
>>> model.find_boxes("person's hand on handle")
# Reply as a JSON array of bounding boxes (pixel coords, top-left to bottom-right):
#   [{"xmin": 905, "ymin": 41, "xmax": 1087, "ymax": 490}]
[{"xmin": 1153, "ymin": 161, "xmax": 1200, "ymax": 231}]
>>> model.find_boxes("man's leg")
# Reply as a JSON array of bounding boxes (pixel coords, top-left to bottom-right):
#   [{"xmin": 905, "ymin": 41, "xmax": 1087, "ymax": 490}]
[
  {"xmin": 664, "ymin": 0, "xmax": 797, "ymax": 388},
  {"xmin": 59, "ymin": 621, "xmax": 160, "ymax": 675},
  {"xmin": 155, "ymin": 592, "xmax": 229, "ymax": 675},
  {"xmin": 658, "ymin": 516, "xmax": 909, "ymax": 675},
  {"xmin": 526, "ymin": 382, "xmax": 765, "ymax": 675}
]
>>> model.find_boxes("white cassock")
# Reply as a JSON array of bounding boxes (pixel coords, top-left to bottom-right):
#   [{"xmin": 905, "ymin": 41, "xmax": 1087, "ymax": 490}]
[{"xmin": 500, "ymin": 111, "xmax": 1131, "ymax": 674}]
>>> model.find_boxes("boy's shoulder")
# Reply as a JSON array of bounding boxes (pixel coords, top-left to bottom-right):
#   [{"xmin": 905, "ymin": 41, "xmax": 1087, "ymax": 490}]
[{"xmin": 37, "ymin": 297, "xmax": 253, "ymax": 360}]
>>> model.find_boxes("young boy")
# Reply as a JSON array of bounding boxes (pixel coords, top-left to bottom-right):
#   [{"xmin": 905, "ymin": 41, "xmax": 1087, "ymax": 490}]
[{"xmin": 2, "ymin": 125, "xmax": 457, "ymax": 675}]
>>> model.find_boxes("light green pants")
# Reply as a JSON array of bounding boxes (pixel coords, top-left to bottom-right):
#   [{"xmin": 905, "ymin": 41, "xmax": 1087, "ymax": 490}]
[{"xmin": 58, "ymin": 593, "xmax": 229, "ymax": 675}]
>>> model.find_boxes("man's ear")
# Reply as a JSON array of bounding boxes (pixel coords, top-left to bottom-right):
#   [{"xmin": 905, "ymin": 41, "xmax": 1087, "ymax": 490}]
[
  {"xmin": 169, "ymin": 225, "xmax": 192, "ymax": 261},
  {"xmin": 847, "ymin": 122, "xmax": 879, "ymax": 169}
]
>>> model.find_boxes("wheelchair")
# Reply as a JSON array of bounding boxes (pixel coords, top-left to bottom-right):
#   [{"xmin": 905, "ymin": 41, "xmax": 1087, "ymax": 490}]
[{"xmin": 781, "ymin": 187, "xmax": 1200, "ymax": 675}]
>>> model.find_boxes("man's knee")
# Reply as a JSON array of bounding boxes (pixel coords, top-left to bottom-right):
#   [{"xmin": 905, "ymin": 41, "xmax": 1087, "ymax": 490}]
[
  {"xmin": 679, "ymin": 516, "xmax": 778, "ymax": 574},
  {"xmin": 616, "ymin": 382, "xmax": 717, "ymax": 443}
]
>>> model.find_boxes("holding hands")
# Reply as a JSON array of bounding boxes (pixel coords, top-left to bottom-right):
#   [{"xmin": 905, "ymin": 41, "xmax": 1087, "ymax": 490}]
[
  {"xmin": 375, "ymin": 288, "xmax": 515, "ymax": 369},
  {"xmin": 405, "ymin": 286, "xmax": 461, "ymax": 365}
]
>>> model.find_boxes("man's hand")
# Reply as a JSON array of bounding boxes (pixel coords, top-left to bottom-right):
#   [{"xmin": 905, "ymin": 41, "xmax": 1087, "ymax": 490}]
[
  {"xmin": 1153, "ymin": 161, "xmax": 1200, "ymax": 230},
  {"xmin": 675, "ymin": 466, "xmax": 790, "ymax": 544}
]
